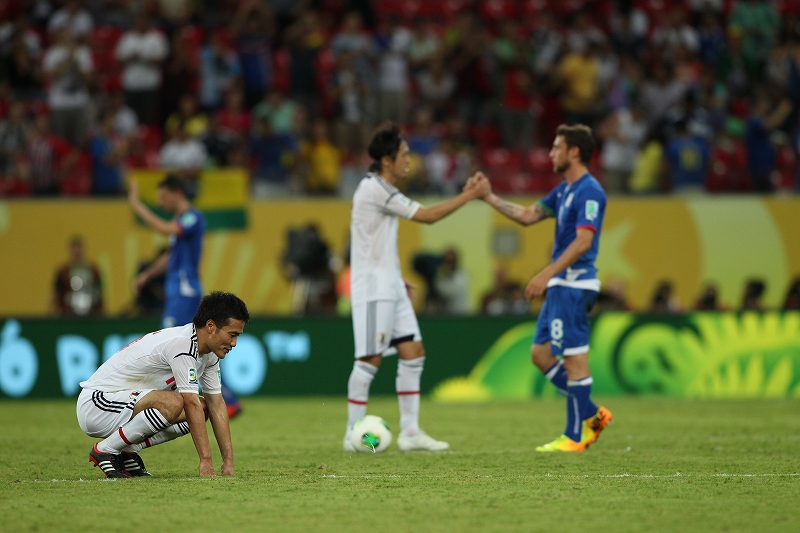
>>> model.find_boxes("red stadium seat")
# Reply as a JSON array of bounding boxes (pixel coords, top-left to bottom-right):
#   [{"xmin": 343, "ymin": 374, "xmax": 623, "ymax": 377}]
[
  {"xmin": 469, "ymin": 124, "xmax": 501, "ymax": 149},
  {"xmin": 60, "ymin": 152, "xmax": 92, "ymax": 196},
  {"xmin": 708, "ymin": 139, "xmax": 749, "ymax": 192},
  {"xmin": 480, "ymin": 0, "xmax": 518, "ymax": 22},
  {"xmin": 775, "ymin": 145, "xmax": 798, "ymax": 190},
  {"xmin": 272, "ymin": 48, "xmax": 291, "ymax": 92}
]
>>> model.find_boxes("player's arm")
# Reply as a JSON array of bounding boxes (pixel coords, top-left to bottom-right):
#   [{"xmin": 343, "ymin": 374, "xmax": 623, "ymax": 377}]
[
  {"xmin": 181, "ymin": 391, "xmax": 216, "ymax": 476},
  {"xmin": 411, "ymin": 173, "xmax": 489, "ymax": 224},
  {"xmin": 205, "ymin": 393, "xmax": 234, "ymax": 476},
  {"xmin": 483, "ymin": 193, "xmax": 552, "ymax": 226},
  {"xmin": 128, "ymin": 180, "xmax": 181, "ymax": 236},
  {"xmin": 134, "ymin": 250, "xmax": 169, "ymax": 292},
  {"xmin": 525, "ymin": 228, "xmax": 595, "ymax": 300}
]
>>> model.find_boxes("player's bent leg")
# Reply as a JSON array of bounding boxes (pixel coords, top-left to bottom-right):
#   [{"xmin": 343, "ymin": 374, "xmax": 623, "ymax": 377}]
[
  {"xmin": 395, "ymin": 340, "xmax": 448, "ymax": 451},
  {"xmin": 131, "ymin": 390, "xmax": 186, "ymax": 423},
  {"xmin": 531, "ymin": 342, "xmax": 558, "ymax": 374},
  {"xmin": 561, "ymin": 353, "xmax": 598, "ymax": 445}
]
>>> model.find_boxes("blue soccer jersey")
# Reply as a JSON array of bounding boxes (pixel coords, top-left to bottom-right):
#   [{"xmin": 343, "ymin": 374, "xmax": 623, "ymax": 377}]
[
  {"xmin": 166, "ymin": 208, "xmax": 205, "ymax": 300},
  {"xmin": 538, "ymin": 173, "xmax": 606, "ymax": 291}
]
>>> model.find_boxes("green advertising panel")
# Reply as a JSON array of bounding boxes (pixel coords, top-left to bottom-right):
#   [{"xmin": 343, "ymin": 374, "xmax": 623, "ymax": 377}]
[
  {"xmin": 1, "ymin": 313, "xmax": 799, "ymax": 399},
  {"xmin": 433, "ymin": 312, "xmax": 800, "ymax": 400}
]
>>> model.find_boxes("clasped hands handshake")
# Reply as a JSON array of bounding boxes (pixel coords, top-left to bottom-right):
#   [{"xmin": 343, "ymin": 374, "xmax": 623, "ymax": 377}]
[{"xmin": 462, "ymin": 171, "xmax": 492, "ymax": 200}]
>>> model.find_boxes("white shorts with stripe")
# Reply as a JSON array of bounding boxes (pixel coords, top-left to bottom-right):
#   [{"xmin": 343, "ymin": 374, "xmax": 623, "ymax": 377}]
[
  {"xmin": 76, "ymin": 388, "xmax": 154, "ymax": 438},
  {"xmin": 352, "ymin": 297, "xmax": 422, "ymax": 358}
]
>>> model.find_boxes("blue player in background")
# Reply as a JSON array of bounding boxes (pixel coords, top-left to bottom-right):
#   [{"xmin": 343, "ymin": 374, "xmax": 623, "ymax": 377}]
[
  {"xmin": 128, "ymin": 175, "xmax": 243, "ymax": 418},
  {"xmin": 474, "ymin": 124, "xmax": 613, "ymax": 451}
]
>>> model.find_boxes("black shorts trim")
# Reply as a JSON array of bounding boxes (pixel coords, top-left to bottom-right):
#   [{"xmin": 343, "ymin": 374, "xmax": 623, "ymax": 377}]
[{"xmin": 390, "ymin": 334, "xmax": 415, "ymax": 347}]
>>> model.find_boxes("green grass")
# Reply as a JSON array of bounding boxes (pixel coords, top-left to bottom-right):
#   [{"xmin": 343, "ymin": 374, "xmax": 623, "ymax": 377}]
[{"xmin": 1, "ymin": 397, "xmax": 799, "ymax": 533}]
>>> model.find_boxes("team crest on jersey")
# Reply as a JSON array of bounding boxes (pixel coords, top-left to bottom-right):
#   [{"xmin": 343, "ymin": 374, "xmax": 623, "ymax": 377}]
[
  {"xmin": 585, "ymin": 200, "xmax": 599, "ymax": 221},
  {"xmin": 180, "ymin": 211, "xmax": 197, "ymax": 228},
  {"xmin": 188, "ymin": 368, "xmax": 198, "ymax": 384}
]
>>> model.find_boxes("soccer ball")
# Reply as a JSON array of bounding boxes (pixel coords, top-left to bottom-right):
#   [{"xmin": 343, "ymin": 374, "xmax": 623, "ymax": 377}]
[{"xmin": 350, "ymin": 415, "xmax": 392, "ymax": 453}]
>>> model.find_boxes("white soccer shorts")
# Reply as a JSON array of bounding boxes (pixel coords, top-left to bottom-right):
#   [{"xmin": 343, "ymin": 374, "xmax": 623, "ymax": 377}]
[
  {"xmin": 76, "ymin": 388, "xmax": 154, "ymax": 438},
  {"xmin": 352, "ymin": 297, "xmax": 422, "ymax": 358}
]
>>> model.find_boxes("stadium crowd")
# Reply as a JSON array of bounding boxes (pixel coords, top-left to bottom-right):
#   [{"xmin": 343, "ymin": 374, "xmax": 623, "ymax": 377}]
[{"xmin": 1, "ymin": 0, "xmax": 800, "ymax": 197}]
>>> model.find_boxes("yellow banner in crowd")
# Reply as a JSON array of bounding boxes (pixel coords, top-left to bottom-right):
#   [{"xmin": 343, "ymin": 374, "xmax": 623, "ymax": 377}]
[{"xmin": 0, "ymin": 196, "xmax": 798, "ymax": 316}]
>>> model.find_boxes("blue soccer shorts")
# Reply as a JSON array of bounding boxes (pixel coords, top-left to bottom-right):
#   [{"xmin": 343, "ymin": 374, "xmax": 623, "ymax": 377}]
[
  {"xmin": 162, "ymin": 293, "xmax": 202, "ymax": 329},
  {"xmin": 533, "ymin": 285, "xmax": 598, "ymax": 356}
]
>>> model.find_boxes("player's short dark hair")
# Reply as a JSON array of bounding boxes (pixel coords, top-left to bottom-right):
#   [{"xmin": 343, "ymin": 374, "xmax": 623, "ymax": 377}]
[
  {"xmin": 556, "ymin": 124, "xmax": 595, "ymax": 165},
  {"xmin": 367, "ymin": 122, "xmax": 404, "ymax": 172},
  {"xmin": 193, "ymin": 291, "xmax": 250, "ymax": 328},
  {"xmin": 158, "ymin": 174, "xmax": 188, "ymax": 196}
]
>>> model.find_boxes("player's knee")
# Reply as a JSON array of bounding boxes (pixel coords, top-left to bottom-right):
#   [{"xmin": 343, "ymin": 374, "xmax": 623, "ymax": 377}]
[{"xmin": 530, "ymin": 344, "xmax": 552, "ymax": 372}]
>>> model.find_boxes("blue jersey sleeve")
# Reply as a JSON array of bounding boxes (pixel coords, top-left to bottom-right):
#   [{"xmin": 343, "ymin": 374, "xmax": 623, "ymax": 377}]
[
  {"xmin": 574, "ymin": 186, "xmax": 606, "ymax": 233},
  {"xmin": 539, "ymin": 186, "xmax": 559, "ymax": 217},
  {"xmin": 177, "ymin": 210, "xmax": 201, "ymax": 238}
]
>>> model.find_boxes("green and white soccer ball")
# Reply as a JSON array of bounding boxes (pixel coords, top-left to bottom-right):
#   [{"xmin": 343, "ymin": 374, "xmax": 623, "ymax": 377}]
[{"xmin": 350, "ymin": 415, "xmax": 392, "ymax": 453}]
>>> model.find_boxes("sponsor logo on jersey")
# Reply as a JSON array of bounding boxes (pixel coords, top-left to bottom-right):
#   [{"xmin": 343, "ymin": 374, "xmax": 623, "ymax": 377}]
[
  {"xmin": 585, "ymin": 200, "xmax": 599, "ymax": 221},
  {"xmin": 400, "ymin": 195, "xmax": 413, "ymax": 207},
  {"xmin": 188, "ymin": 368, "xmax": 198, "ymax": 384},
  {"xmin": 217, "ymin": 368, "xmax": 221, "ymax": 383}
]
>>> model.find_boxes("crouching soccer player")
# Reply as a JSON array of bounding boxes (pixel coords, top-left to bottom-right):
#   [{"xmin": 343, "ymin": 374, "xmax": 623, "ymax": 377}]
[
  {"xmin": 475, "ymin": 124, "xmax": 613, "ymax": 451},
  {"xmin": 76, "ymin": 291, "xmax": 250, "ymax": 477}
]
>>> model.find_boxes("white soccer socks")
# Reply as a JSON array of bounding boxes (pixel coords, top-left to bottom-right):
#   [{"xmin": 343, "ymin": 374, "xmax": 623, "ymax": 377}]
[
  {"xmin": 122, "ymin": 422, "xmax": 191, "ymax": 453},
  {"xmin": 396, "ymin": 357, "xmax": 424, "ymax": 435},
  {"xmin": 346, "ymin": 360, "xmax": 378, "ymax": 432},
  {"xmin": 97, "ymin": 408, "xmax": 169, "ymax": 454}
]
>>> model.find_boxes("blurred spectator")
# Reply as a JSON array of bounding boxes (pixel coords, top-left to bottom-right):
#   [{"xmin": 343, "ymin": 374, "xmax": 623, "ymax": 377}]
[
  {"xmin": 134, "ymin": 246, "xmax": 167, "ymax": 317},
  {"xmin": 329, "ymin": 50, "xmax": 370, "ymax": 156},
  {"xmin": 249, "ymin": 115, "xmax": 297, "ymax": 197},
  {"xmin": 406, "ymin": 108, "xmax": 440, "ymax": 156},
  {"xmin": 745, "ymin": 93, "xmax": 792, "ymax": 192},
  {"xmin": 26, "ymin": 113, "xmax": 78, "ymax": 195},
  {"xmin": 230, "ymin": 0, "xmax": 274, "ymax": 108},
  {"xmin": 595, "ymin": 278, "xmax": 631, "ymax": 312},
  {"xmin": 424, "ymin": 136, "xmax": 471, "ymax": 195},
  {"xmin": 651, "ymin": 6, "xmax": 699, "ymax": 61},
  {"xmin": 447, "ymin": 12, "xmax": 492, "ymax": 124},
  {"xmin": 282, "ymin": 222, "xmax": 336, "ymax": 314},
  {"xmin": 52, "ymin": 235, "xmax": 103, "ymax": 317},
  {"xmin": 203, "ymin": 115, "xmax": 240, "ymax": 168},
  {"xmin": 109, "ymin": 91, "xmax": 138, "ymax": 139},
  {"xmin": 698, "ymin": 11, "xmax": 727, "ymax": 67},
  {"xmin": 157, "ymin": 0, "xmax": 194, "ymax": 31},
  {"xmin": 566, "ymin": 10, "xmax": 605, "ymax": 54},
  {"xmin": 608, "ymin": 0, "xmax": 648, "ymax": 58},
  {"xmin": 728, "ymin": 0, "xmax": 779, "ymax": 78},
  {"xmin": 0, "ymin": 100, "xmax": 30, "ymax": 176},
  {"xmin": 557, "ymin": 39, "xmax": 600, "ymax": 127},
  {"xmin": 285, "ymin": 9, "xmax": 325, "ymax": 115},
  {"xmin": 0, "ymin": 15, "xmax": 42, "ymax": 99},
  {"xmin": 42, "ymin": 28, "xmax": 93, "ymax": 147},
  {"xmin": 47, "ymin": 0, "xmax": 93, "ymax": 41},
  {"xmin": 165, "ymin": 94, "xmax": 208, "ymax": 138},
  {"xmin": 649, "ymin": 280, "xmax": 681, "ymax": 313},
  {"xmin": 695, "ymin": 283, "xmax": 725, "ymax": 311},
  {"xmin": 433, "ymin": 248, "xmax": 470, "ymax": 314},
  {"xmin": 331, "ymin": 11, "xmax": 376, "ymax": 90},
  {"xmin": 253, "ymin": 88, "xmax": 299, "ymax": 135},
  {"xmin": 664, "ymin": 120, "xmax": 710, "ymax": 193},
  {"xmin": 529, "ymin": 9, "xmax": 563, "ymax": 78},
  {"xmin": 160, "ymin": 32, "xmax": 198, "ymax": 125},
  {"xmin": 498, "ymin": 49, "xmax": 536, "ymax": 151},
  {"xmin": 782, "ymin": 277, "xmax": 800, "ymax": 311},
  {"xmin": 376, "ymin": 17, "xmax": 411, "ymax": 124},
  {"xmin": 480, "ymin": 268, "xmax": 529, "ymax": 315},
  {"xmin": 89, "ymin": 110, "xmax": 127, "ymax": 195},
  {"xmin": 199, "ymin": 30, "xmax": 242, "ymax": 110},
  {"xmin": 599, "ymin": 96, "xmax": 647, "ymax": 193},
  {"xmin": 408, "ymin": 17, "xmax": 441, "ymax": 74},
  {"xmin": 215, "ymin": 90, "xmax": 250, "ymax": 138},
  {"xmin": 116, "ymin": 14, "xmax": 168, "ymax": 126},
  {"xmin": 416, "ymin": 55, "xmax": 457, "ymax": 121},
  {"xmin": 159, "ymin": 121, "xmax": 207, "ymax": 172},
  {"xmin": 628, "ymin": 128, "xmax": 664, "ymax": 194},
  {"xmin": 641, "ymin": 63, "xmax": 688, "ymax": 127},
  {"xmin": 741, "ymin": 278, "xmax": 767, "ymax": 311},
  {"xmin": 299, "ymin": 119, "xmax": 340, "ymax": 195}
]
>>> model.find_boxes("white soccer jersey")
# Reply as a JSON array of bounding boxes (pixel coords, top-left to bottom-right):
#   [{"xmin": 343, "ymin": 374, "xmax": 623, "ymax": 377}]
[
  {"xmin": 350, "ymin": 173, "xmax": 421, "ymax": 305},
  {"xmin": 79, "ymin": 324, "xmax": 222, "ymax": 395}
]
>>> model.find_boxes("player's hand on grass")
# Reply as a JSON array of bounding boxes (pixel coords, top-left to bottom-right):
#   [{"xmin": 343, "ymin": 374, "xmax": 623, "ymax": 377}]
[
  {"xmin": 221, "ymin": 461, "xmax": 235, "ymax": 476},
  {"xmin": 525, "ymin": 272, "xmax": 550, "ymax": 300},
  {"xmin": 199, "ymin": 460, "xmax": 216, "ymax": 477}
]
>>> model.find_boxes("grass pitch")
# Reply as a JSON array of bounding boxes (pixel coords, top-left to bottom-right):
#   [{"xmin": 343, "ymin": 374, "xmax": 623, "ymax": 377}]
[{"xmin": 1, "ymin": 396, "xmax": 799, "ymax": 533}]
